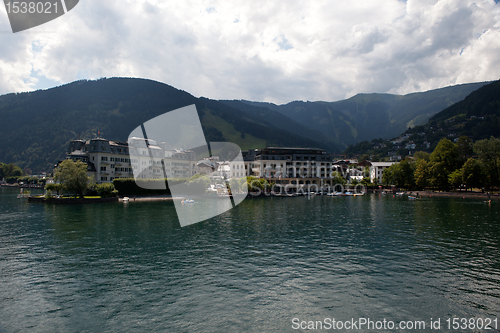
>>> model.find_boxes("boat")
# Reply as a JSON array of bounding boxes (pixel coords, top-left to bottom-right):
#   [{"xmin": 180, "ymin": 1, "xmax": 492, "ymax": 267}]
[
  {"xmin": 123, "ymin": 197, "xmax": 130, "ymax": 202},
  {"xmin": 408, "ymin": 196, "xmax": 417, "ymax": 200},
  {"xmin": 182, "ymin": 199, "xmax": 195, "ymax": 203}
]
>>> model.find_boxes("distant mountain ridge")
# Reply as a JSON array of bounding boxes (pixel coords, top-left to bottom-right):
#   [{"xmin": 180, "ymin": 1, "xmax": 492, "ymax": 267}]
[
  {"xmin": 224, "ymin": 81, "xmax": 490, "ymax": 146},
  {"xmin": 0, "ymin": 77, "xmax": 491, "ymax": 173},
  {"xmin": 343, "ymin": 79, "xmax": 500, "ymax": 158}
]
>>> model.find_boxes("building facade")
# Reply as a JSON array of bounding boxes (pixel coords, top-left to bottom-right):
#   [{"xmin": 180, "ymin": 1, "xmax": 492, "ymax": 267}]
[
  {"xmin": 369, "ymin": 162, "xmax": 396, "ymax": 184},
  {"xmin": 242, "ymin": 147, "xmax": 359, "ymax": 192},
  {"xmin": 62, "ymin": 137, "xmax": 197, "ymax": 184},
  {"xmin": 64, "ymin": 138, "xmax": 133, "ymax": 183}
]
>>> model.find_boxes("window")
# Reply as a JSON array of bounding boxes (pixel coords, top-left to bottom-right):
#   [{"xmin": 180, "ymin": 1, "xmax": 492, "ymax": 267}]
[
  {"xmin": 101, "ymin": 177, "xmax": 108, "ymax": 181},
  {"xmin": 101, "ymin": 156, "xmax": 108, "ymax": 161},
  {"xmin": 101, "ymin": 166, "xmax": 106, "ymax": 171}
]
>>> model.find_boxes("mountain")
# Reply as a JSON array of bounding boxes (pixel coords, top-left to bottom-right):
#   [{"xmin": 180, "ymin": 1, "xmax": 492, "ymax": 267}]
[
  {"xmin": 230, "ymin": 81, "xmax": 489, "ymax": 146},
  {"xmin": 0, "ymin": 78, "xmax": 338, "ymax": 173},
  {"xmin": 343, "ymin": 79, "xmax": 500, "ymax": 158},
  {"xmin": 0, "ymin": 77, "xmax": 493, "ymax": 173},
  {"xmin": 415, "ymin": 79, "xmax": 500, "ymax": 141}
]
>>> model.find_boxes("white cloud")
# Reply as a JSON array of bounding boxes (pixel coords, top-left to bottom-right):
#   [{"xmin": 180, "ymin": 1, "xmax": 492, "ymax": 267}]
[{"xmin": 0, "ymin": 0, "xmax": 499, "ymax": 103}]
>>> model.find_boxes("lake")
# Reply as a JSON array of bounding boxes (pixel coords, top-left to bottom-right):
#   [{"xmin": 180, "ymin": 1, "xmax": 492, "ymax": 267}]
[{"xmin": 0, "ymin": 187, "xmax": 499, "ymax": 332}]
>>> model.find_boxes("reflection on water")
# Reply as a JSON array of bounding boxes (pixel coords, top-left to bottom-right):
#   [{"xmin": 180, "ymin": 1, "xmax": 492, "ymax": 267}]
[{"xmin": 0, "ymin": 187, "xmax": 499, "ymax": 332}]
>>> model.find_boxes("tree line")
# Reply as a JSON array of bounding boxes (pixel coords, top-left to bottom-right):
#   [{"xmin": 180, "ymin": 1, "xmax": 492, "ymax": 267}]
[
  {"xmin": 0, "ymin": 162, "xmax": 23, "ymax": 183},
  {"xmin": 382, "ymin": 136, "xmax": 500, "ymax": 191}
]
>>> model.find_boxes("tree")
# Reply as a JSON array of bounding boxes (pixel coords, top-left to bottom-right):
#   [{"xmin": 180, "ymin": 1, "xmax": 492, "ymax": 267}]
[
  {"xmin": 229, "ymin": 178, "xmax": 241, "ymax": 193},
  {"xmin": 359, "ymin": 154, "xmax": 370, "ymax": 162},
  {"xmin": 414, "ymin": 151, "xmax": 430, "ymax": 162},
  {"xmin": 429, "ymin": 162, "xmax": 449, "ymax": 190},
  {"xmin": 448, "ymin": 169, "xmax": 463, "ymax": 190},
  {"xmin": 414, "ymin": 159, "xmax": 430, "ymax": 189},
  {"xmin": 382, "ymin": 167, "xmax": 394, "ymax": 186},
  {"xmin": 45, "ymin": 183, "xmax": 63, "ymax": 195},
  {"xmin": 361, "ymin": 177, "xmax": 372, "ymax": 187},
  {"xmin": 54, "ymin": 159, "xmax": 95, "ymax": 198},
  {"xmin": 398, "ymin": 160, "xmax": 415, "ymax": 189},
  {"xmin": 461, "ymin": 158, "xmax": 482, "ymax": 191},
  {"xmin": 245, "ymin": 176, "xmax": 269, "ymax": 193},
  {"xmin": 430, "ymin": 138, "xmax": 460, "ymax": 172},
  {"xmin": 382, "ymin": 161, "xmax": 415, "ymax": 188},
  {"xmin": 428, "ymin": 138, "xmax": 460, "ymax": 190},
  {"xmin": 0, "ymin": 162, "xmax": 22, "ymax": 180},
  {"xmin": 96, "ymin": 183, "xmax": 116, "ymax": 197},
  {"xmin": 455, "ymin": 135, "xmax": 474, "ymax": 160},
  {"xmin": 28, "ymin": 176, "xmax": 39, "ymax": 185},
  {"xmin": 331, "ymin": 171, "xmax": 345, "ymax": 185},
  {"xmin": 473, "ymin": 137, "xmax": 500, "ymax": 190}
]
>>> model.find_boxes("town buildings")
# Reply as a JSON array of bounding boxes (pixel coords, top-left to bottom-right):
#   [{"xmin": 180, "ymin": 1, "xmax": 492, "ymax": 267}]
[
  {"xmin": 242, "ymin": 147, "xmax": 365, "ymax": 192},
  {"xmin": 61, "ymin": 138, "xmax": 396, "ymax": 188}
]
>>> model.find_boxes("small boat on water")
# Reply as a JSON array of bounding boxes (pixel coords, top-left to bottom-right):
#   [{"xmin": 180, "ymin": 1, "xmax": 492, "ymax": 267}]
[
  {"xmin": 123, "ymin": 197, "xmax": 130, "ymax": 202},
  {"xmin": 408, "ymin": 196, "xmax": 417, "ymax": 200},
  {"xmin": 182, "ymin": 199, "xmax": 195, "ymax": 203}
]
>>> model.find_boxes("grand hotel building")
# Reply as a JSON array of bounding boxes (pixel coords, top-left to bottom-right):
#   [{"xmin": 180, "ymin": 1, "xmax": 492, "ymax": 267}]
[
  {"xmin": 242, "ymin": 147, "xmax": 354, "ymax": 190},
  {"xmin": 63, "ymin": 138, "xmax": 197, "ymax": 183}
]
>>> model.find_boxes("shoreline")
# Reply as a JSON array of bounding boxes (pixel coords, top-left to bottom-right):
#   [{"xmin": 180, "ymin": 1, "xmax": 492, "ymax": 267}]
[
  {"xmin": 406, "ymin": 190, "xmax": 499, "ymax": 200},
  {"xmin": 119, "ymin": 195, "xmax": 174, "ymax": 202}
]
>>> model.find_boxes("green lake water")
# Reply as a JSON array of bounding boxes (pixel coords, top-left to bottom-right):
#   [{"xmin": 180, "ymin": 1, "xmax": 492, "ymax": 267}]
[{"xmin": 0, "ymin": 187, "xmax": 499, "ymax": 332}]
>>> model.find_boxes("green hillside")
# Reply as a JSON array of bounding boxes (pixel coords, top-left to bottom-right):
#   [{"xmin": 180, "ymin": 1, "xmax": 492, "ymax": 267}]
[
  {"xmin": 0, "ymin": 78, "xmax": 334, "ymax": 173},
  {"xmin": 344, "ymin": 79, "xmax": 500, "ymax": 158},
  {"xmin": 238, "ymin": 81, "xmax": 489, "ymax": 146},
  {"xmin": 421, "ymin": 79, "xmax": 500, "ymax": 140}
]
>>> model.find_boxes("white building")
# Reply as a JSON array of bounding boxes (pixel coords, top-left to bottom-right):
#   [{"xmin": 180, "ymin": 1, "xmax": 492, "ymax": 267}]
[
  {"xmin": 62, "ymin": 137, "xmax": 197, "ymax": 184},
  {"xmin": 370, "ymin": 162, "xmax": 396, "ymax": 184},
  {"xmin": 64, "ymin": 138, "xmax": 134, "ymax": 183}
]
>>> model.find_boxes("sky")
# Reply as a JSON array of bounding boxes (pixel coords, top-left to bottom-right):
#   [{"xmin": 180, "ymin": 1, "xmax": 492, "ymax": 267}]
[{"xmin": 0, "ymin": 0, "xmax": 499, "ymax": 104}]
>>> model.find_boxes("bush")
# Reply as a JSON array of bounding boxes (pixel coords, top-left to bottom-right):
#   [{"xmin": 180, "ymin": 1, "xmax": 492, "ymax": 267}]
[{"xmin": 96, "ymin": 183, "xmax": 117, "ymax": 197}]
